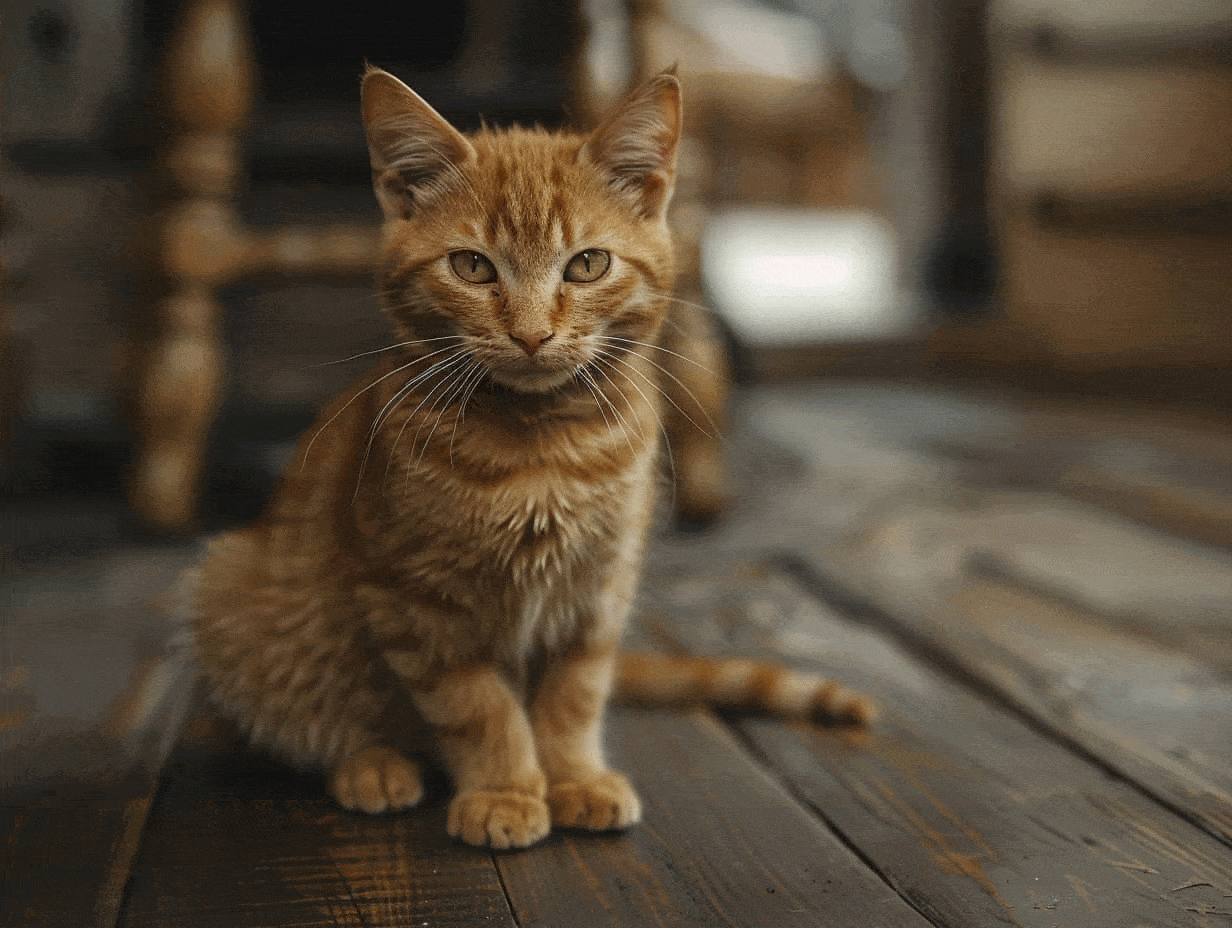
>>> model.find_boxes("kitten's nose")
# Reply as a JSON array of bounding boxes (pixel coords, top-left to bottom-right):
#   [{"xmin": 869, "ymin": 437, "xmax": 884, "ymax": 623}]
[{"xmin": 510, "ymin": 329, "xmax": 554, "ymax": 356}]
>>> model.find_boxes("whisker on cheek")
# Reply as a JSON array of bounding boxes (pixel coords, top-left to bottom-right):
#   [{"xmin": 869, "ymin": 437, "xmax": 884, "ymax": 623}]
[
  {"xmin": 357, "ymin": 349, "xmax": 471, "ymax": 497},
  {"xmin": 590, "ymin": 352, "xmax": 677, "ymax": 509},
  {"xmin": 409, "ymin": 358, "xmax": 482, "ymax": 468},
  {"xmin": 373, "ymin": 353, "xmax": 475, "ymax": 492},
  {"xmin": 594, "ymin": 338, "xmax": 722, "ymax": 440},
  {"xmin": 308, "ymin": 335, "xmax": 465, "ymax": 369},
  {"xmin": 448, "ymin": 362, "xmax": 489, "ymax": 465},
  {"xmin": 301, "ymin": 344, "xmax": 464, "ymax": 471}
]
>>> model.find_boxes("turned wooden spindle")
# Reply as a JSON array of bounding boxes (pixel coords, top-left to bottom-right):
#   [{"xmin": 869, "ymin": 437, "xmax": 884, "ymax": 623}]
[
  {"xmin": 132, "ymin": 0, "xmax": 254, "ymax": 531},
  {"xmin": 0, "ymin": 64, "xmax": 16, "ymax": 460},
  {"xmin": 131, "ymin": 0, "xmax": 384, "ymax": 531}
]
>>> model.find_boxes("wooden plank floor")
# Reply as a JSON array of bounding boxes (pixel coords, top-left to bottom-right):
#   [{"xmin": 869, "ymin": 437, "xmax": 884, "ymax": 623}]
[{"xmin": 6, "ymin": 381, "xmax": 1232, "ymax": 927}]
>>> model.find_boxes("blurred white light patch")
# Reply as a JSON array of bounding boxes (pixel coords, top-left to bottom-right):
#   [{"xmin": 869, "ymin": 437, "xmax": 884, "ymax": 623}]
[
  {"xmin": 691, "ymin": 1, "xmax": 828, "ymax": 81},
  {"xmin": 702, "ymin": 210, "xmax": 919, "ymax": 344}
]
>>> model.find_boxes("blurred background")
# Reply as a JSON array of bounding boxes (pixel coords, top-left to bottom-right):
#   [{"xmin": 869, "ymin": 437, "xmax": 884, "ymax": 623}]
[
  {"xmin": 4, "ymin": 0, "xmax": 1232, "ymax": 527},
  {"xmin": 5, "ymin": 7, "xmax": 1232, "ymax": 920},
  {"xmin": 4, "ymin": 0, "xmax": 1232, "ymax": 789},
  {"xmin": 3, "ymin": 0, "xmax": 1231, "ymax": 536}
]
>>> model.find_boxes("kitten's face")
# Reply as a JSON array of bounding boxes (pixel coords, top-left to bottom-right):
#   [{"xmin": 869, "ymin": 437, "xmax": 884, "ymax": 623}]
[{"xmin": 362, "ymin": 70, "xmax": 681, "ymax": 394}]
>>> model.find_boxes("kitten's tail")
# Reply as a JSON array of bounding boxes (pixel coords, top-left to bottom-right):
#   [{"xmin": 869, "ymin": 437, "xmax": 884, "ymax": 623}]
[{"xmin": 615, "ymin": 652, "xmax": 877, "ymax": 725}]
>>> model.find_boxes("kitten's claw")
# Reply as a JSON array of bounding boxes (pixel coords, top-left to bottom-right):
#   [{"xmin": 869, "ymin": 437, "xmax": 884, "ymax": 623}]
[
  {"xmin": 330, "ymin": 746, "xmax": 424, "ymax": 814},
  {"xmin": 549, "ymin": 770, "xmax": 642, "ymax": 831},
  {"xmin": 448, "ymin": 790, "xmax": 551, "ymax": 849}
]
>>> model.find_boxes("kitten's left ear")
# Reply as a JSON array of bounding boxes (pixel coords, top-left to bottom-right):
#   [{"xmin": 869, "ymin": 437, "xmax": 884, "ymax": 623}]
[
  {"xmin": 581, "ymin": 70, "xmax": 682, "ymax": 221},
  {"xmin": 361, "ymin": 66, "xmax": 476, "ymax": 220}
]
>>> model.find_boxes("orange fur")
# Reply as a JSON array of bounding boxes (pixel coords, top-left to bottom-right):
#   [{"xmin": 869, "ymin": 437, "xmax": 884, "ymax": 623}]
[
  {"xmin": 192, "ymin": 68, "xmax": 870, "ymax": 851},
  {"xmin": 615, "ymin": 652, "xmax": 878, "ymax": 725}
]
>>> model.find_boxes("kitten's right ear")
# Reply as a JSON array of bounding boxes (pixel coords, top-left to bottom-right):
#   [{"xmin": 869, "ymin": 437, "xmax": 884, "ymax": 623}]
[{"xmin": 361, "ymin": 67, "xmax": 475, "ymax": 220}]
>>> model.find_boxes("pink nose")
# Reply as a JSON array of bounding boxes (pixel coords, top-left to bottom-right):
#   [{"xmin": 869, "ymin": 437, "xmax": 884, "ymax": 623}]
[{"xmin": 510, "ymin": 330, "xmax": 554, "ymax": 356}]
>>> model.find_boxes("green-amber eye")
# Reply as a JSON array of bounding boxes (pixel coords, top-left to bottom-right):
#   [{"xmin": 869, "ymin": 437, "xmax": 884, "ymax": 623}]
[
  {"xmin": 563, "ymin": 249, "xmax": 611, "ymax": 283},
  {"xmin": 449, "ymin": 250, "xmax": 498, "ymax": 284}
]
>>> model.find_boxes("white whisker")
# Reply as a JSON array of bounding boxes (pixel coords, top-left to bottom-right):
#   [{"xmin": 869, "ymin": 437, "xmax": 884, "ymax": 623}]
[
  {"xmin": 596, "ymin": 334, "xmax": 716, "ymax": 378},
  {"xmin": 359, "ymin": 350, "xmax": 471, "ymax": 496},
  {"xmin": 647, "ymin": 289, "xmax": 715, "ymax": 317},
  {"xmin": 301, "ymin": 345, "xmax": 461, "ymax": 471},
  {"xmin": 379, "ymin": 352, "xmax": 475, "ymax": 495},
  {"xmin": 587, "ymin": 361, "xmax": 641, "ymax": 460},
  {"xmin": 576, "ymin": 367, "xmax": 616, "ymax": 443},
  {"xmin": 591, "ymin": 354, "xmax": 677, "ymax": 508},
  {"xmin": 308, "ymin": 335, "xmax": 462, "ymax": 368},
  {"xmin": 411, "ymin": 359, "xmax": 481, "ymax": 467},
  {"xmin": 592, "ymin": 346, "xmax": 719, "ymax": 442},
  {"xmin": 379, "ymin": 352, "xmax": 471, "ymax": 462},
  {"xmin": 448, "ymin": 363, "xmax": 489, "ymax": 465}
]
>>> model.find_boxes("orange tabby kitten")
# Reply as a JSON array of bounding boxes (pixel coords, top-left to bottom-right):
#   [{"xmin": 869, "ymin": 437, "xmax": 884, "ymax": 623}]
[{"xmin": 192, "ymin": 67, "xmax": 873, "ymax": 850}]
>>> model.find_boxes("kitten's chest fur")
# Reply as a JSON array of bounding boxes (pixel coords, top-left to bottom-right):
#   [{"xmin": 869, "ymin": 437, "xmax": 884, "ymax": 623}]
[{"xmin": 269, "ymin": 364, "xmax": 661, "ymax": 674}]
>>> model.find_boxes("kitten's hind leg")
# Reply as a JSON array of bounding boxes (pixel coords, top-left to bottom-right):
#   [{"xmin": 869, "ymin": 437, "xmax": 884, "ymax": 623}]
[{"xmin": 330, "ymin": 746, "xmax": 424, "ymax": 814}]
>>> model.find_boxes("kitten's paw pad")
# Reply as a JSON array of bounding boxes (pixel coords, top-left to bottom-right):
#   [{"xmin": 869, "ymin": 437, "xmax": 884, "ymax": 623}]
[
  {"xmin": 448, "ymin": 790, "xmax": 551, "ymax": 849},
  {"xmin": 549, "ymin": 770, "xmax": 642, "ymax": 831},
  {"xmin": 330, "ymin": 747, "xmax": 423, "ymax": 814}
]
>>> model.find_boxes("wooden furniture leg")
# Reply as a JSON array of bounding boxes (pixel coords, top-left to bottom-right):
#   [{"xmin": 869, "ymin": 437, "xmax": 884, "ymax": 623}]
[
  {"xmin": 131, "ymin": 0, "xmax": 253, "ymax": 531},
  {"xmin": 131, "ymin": 0, "xmax": 381, "ymax": 530}
]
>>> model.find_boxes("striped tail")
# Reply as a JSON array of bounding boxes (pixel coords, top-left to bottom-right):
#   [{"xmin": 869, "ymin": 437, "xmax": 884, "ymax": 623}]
[{"xmin": 615, "ymin": 652, "xmax": 877, "ymax": 725}]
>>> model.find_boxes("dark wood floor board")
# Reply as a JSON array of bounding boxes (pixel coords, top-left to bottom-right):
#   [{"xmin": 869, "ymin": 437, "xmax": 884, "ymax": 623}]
[
  {"xmin": 719, "ymin": 388, "xmax": 1232, "ymax": 846},
  {"xmin": 3, "ymin": 778, "xmax": 158, "ymax": 928},
  {"xmin": 971, "ymin": 538, "xmax": 1232, "ymax": 678},
  {"xmin": 923, "ymin": 395, "xmax": 1232, "ymax": 551},
  {"xmin": 849, "ymin": 388, "xmax": 1232, "ymax": 671},
  {"xmin": 931, "ymin": 573, "xmax": 1232, "ymax": 843},
  {"xmin": 743, "ymin": 719, "xmax": 1232, "ymax": 928},
  {"xmin": 799, "ymin": 549, "xmax": 1232, "ymax": 848},
  {"xmin": 638, "ymin": 555, "xmax": 1232, "ymax": 927},
  {"xmin": 116, "ymin": 712, "xmax": 517, "ymax": 928},
  {"xmin": 3, "ymin": 547, "xmax": 198, "ymax": 928},
  {"xmin": 496, "ymin": 708, "xmax": 935, "ymax": 928},
  {"xmin": 974, "ymin": 441, "xmax": 1232, "ymax": 553},
  {"xmin": 739, "ymin": 384, "xmax": 1232, "ymax": 632}
]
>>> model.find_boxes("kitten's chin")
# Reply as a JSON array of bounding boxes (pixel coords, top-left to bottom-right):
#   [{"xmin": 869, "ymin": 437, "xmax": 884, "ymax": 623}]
[{"xmin": 488, "ymin": 366, "xmax": 578, "ymax": 394}]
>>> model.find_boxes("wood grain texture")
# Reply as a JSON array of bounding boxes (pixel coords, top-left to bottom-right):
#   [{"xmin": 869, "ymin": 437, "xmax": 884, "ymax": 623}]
[
  {"xmin": 639, "ymin": 555, "xmax": 1232, "ymax": 927},
  {"xmin": 496, "ymin": 708, "xmax": 934, "ymax": 928},
  {"xmin": 747, "ymin": 389, "xmax": 1232, "ymax": 847},
  {"xmin": 2, "ymin": 778, "xmax": 161, "ymax": 928},
  {"xmin": 2, "ymin": 549, "xmax": 197, "ymax": 928},
  {"xmin": 932, "ymin": 570, "xmax": 1232, "ymax": 844},
  {"xmin": 121, "ymin": 703, "xmax": 930, "ymax": 927},
  {"xmin": 727, "ymin": 388, "xmax": 1232, "ymax": 838},
  {"xmin": 117, "ymin": 710, "xmax": 517, "ymax": 928}
]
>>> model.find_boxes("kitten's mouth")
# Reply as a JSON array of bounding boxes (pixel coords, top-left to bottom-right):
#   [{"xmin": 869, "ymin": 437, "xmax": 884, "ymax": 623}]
[{"xmin": 488, "ymin": 363, "xmax": 578, "ymax": 394}]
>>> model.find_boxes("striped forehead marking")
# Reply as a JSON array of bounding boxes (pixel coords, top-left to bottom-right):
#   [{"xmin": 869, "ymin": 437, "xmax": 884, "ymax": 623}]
[{"xmin": 477, "ymin": 149, "xmax": 581, "ymax": 258}]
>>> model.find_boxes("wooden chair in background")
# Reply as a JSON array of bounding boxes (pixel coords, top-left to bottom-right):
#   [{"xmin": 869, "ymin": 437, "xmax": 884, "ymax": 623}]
[
  {"xmin": 130, "ymin": 0, "xmax": 379, "ymax": 531},
  {"xmin": 132, "ymin": 0, "xmax": 863, "ymax": 531}
]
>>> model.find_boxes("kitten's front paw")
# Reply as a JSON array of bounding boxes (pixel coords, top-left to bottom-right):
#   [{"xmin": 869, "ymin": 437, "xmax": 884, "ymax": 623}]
[
  {"xmin": 448, "ymin": 790, "xmax": 551, "ymax": 849},
  {"xmin": 549, "ymin": 770, "xmax": 642, "ymax": 831},
  {"xmin": 330, "ymin": 746, "xmax": 423, "ymax": 814}
]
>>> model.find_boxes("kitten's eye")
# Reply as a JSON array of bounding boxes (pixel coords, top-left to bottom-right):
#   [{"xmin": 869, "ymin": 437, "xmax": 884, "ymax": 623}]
[
  {"xmin": 449, "ymin": 250, "xmax": 498, "ymax": 284},
  {"xmin": 563, "ymin": 249, "xmax": 611, "ymax": 283}
]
